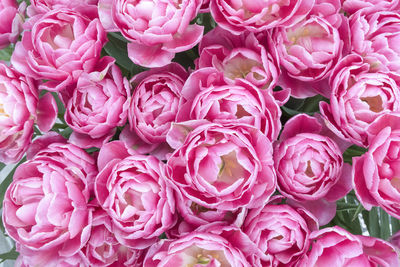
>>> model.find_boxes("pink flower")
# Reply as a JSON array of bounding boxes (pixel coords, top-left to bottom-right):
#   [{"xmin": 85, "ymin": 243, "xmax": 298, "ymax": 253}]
[
  {"xmin": 0, "ymin": 0, "xmax": 24, "ymax": 49},
  {"xmin": 83, "ymin": 206, "xmax": 145, "ymax": 267},
  {"xmin": 198, "ymin": 27, "xmax": 280, "ymax": 91},
  {"xmin": 0, "ymin": 62, "xmax": 57, "ymax": 163},
  {"xmin": 144, "ymin": 224, "xmax": 252, "ymax": 266},
  {"xmin": 353, "ymin": 113, "xmax": 400, "ymax": 219},
  {"xmin": 273, "ymin": 15, "xmax": 347, "ymax": 98},
  {"xmin": 95, "ymin": 141, "xmax": 177, "ymax": 249},
  {"xmin": 28, "ymin": 0, "xmax": 99, "ymax": 18},
  {"xmin": 11, "ymin": 8, "xmax": 110, "ymax": 92},
  {"xmin": 210, "ymin": 0, "xmax": 314, "ymax": 34},
  {"xmin": 166, "ymin": 121, "xmax": 276, "ymax": 210},
  {"xmin": 243, "ymin": 198, "xmax": 318, "ymax": 266},
  {"xmin": 390, "ymin": 230, "xmax": 400, "ymax": 252},
  {"xmin": 2, "ymin": 141, "xmax": 97, "ymax": 258},
  {"xmin": 129, "ymin": 63, "xmax": 188, "ymax": 145},
  {"xmin": 64, "ymin": 64, "xmax": 130, "ymax": 148},
  {"xmin": 350, "ymin": 11, "xmax": 400, "ymax": 72},
  {"xmin": 343, "ymin": 0, "xmax": 400, "ymax": 15},
  {"xmin": 274, "ymin": 114, "xmax": 352, "ymax": 203},
  {"xmin": 320, "ymin": 54, "xmax": 400, "ymax": 147},
  {"xmin": 178, "ymin": 68, "xmax": 283, "ymax": 141},
  {"xmin": 298, "ymin": 226, "xmax": 399, "ymax": 266},
  {"xmin": 16, "ymin": 247, "xmax": 88, "ymax": 267},
  {"xmin": 98, "ymin": 0, "xmax": 204, "ymax": 67}
]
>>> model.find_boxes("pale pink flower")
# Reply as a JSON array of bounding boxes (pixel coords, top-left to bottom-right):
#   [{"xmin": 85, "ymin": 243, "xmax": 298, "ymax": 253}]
[
  {"xmin": 0, "ymin": 0, "xmax": 24, "ymax": 49},
  {"xmin": 343, "ymin": 0, "xmax": 400, "ymax": 15},
  {"xmin": 95, "ymin": 141, "xmax": 177, "ymax": 249},
  {"xmin": 210, "ymin": 0, "xmax": 314, "ymax": 34},
  {"xmin": 2, "ymin": 141, "xmax": 97, "ymax": 258},
  {"xmin": 353, "ymin": 113, "xmax": 400, "ymax": 220},
  {"xmin": 98, "ymin": 0, "xmax": 203, "ymax": 67},
  {"xmin": 11, "ymin": 8, "xmax": 110, "ymax": 92},
  {"xmin": 65, "ymin": 64, "xmax": 130, "ymax": 148},
  {"xmin": 0, "ymin": 62, "xmax": 57, "ymax": 163},
  {"xmin": 320, "ymin": 54, "xmax": 400, "ymax": 147},
  {"xmin": 27, "ymin": 0, "xmax": 99, "ymax": 18},
  {"xmin": 166, "ymin": 121, "xmax": 276, "ymax": 210}
]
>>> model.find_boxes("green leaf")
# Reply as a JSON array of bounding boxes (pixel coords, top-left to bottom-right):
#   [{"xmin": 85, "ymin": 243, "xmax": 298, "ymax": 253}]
[
  {"xmin": 60, "ymin": 127, "xmax": 73, "ymax": 139},
  {"xmin": 0, "ymin": 163, "xmax": 5, "ymax": 172},
  {"xmin": 367, "ymin": 207, "xmax": 380, "ymax": 238},
  {"xmin": 343, "ymin": 145, "xmax": 367, "ymax": 164},
  {"xmin": 50, "ymin": 92, "xmax": 66, "ymax": 120},
  {"xmin": 0, "ymin": 45, "xmax": 14, "ymax": 62},
  {"xmin": 103, "ymin": 33, "xmax": 133, "ymax": 71},
  {"xmin": 379, "ymin": 208, "xmax": 391, "ymax": 240},
  {"xmin": 391, "ymin": 217, "xmax": 400, "ymax": 235},
  {"xmin": 351, "ymin": 204, "xmax": 364, "ymax": 222},
  {"xmin": 0, "ymin": 247, "xmax": 18, "ymax": 262},
  {"xmin": 301, "ymin": 94, "xmax": 328, "ymax": 113}
]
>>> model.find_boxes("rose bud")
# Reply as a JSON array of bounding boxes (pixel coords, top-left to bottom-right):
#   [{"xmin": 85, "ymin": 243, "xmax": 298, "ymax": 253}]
[
  {"xmin": 98, "ymin": 0, "xmax": 203, "ymax": 67},
  {"xmin": 95, "ymin": 141, "xmax": 177, "ymax": 249},
  {"xmin": 320, "ymin": 54, "xmax": 400, "ymax": 147}
]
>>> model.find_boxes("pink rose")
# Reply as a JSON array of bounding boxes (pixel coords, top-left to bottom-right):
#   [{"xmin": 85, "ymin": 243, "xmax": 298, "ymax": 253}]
[
  {"xmin": 98, "ymin": 0, "xmax": 204, "ymax": 67},
  {"xmin": 2, "ymin": 141, "xmax": 97, "ymax": 258},
  {"xmin": 178, "ymin": 68, "xmax": 283, "ymax": 141},
  {"xmin": 11, "ymin": 8, "xmax": 110, "ymax": 92},
  {"xmin": 166, "ymin": 121, "xmax": 277, "ymax": 210},
  {"xmin": 343, "ymin": 0, "xmax": 400, "ymax": 15},
  {"xmin": 273, "ymin": 15, "xmax": 347, "ymax": 98},
  {"xmin": 299, "ymin": 226, "xmax": 399, "ymax": 266},
  {"xmin": 144, "ymin": 224, "xmax": 252, "ymax": 266},
  {"xmin": 274, "ymin": 114, "xmax": 352, "ymax": 203},
  {"xmin": 350, "ymin": 11, "xmax": 400, "ymax": 72},
  {"xmin": 243, "ymin": 198, "xmax": 318, "ymax": 266},
  {"xmin": 64, "ymin": 64, "xmax": 130, "ymax": 148},
  {"xmin": 210, "ymin": 0, "xmax": 314, "ymax": 34},
  {"xmin": 95, "ymin": 141, "xmax": 177, "ymax": 249},
  {"xmin": 83, "ymin": 206, "xmax": 145, "ymax": 267},
  {"xmin": 198, "ymin": 27, "xmax": 280, "ymax": 91},
  {"xmin": 129, "ymin": 63, "xmax": 188, "ymax": 145},
  {"xmin": 0, "ymin": 0, "xmax": 24, "ymax": 49},
  {"xmin": 353, "ymin": 113, "xmax": 400, "ymax": 219},
  {"xmin": 28, "ymin": 0, "xmax": 99, "ymax": 18},
  {"xmin": 320, "ymin": 54, "xmax": 400, "ymax": 147},
  {"xmin": 0, "ymin": 62, "xmax": 57, "ymax": 163}
]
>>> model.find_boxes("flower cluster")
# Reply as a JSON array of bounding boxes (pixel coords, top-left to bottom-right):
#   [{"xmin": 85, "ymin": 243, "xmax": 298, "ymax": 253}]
[{"xmin": 1, "ymin": 0, "xmax": 400, "ymax": 266}]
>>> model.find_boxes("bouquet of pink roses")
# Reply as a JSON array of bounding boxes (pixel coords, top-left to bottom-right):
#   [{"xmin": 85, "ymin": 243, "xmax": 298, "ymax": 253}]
[{"xmin": 1, "ymin": 0, "xmax": 400, "ymax": 266}]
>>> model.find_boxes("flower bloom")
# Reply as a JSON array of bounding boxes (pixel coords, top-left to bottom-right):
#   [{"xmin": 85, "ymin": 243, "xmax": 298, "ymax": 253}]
[
  {"xmin": 27, "ymin": 0, "xmax": 99, "ymax": 18},
  {"xmin": 2, "ymin": 141, "xmax": 97, "ymax": 258},
  {"xmin": 198, "ymin": 26, "xmax": 280, "ymax": 91},
  {"xmin": 129, "ymin": 63, "xmax": 188, "ymax": 145},
  {"xmin": 320, "ymin": 54, "xmax": 400, "ymax": 147},
  {"xmin": 11, "ymin": 8, "xmax": 109, "ymax": 92},
  {"xmin": 350, "ymin": 11, "xmax": 400, "ymax": 72},
  {"xmin": 243, "ymin": 199, "xmax": 318, "ymax": 266},
  {"xmin": 178, "ymin": 68, "xmax": 282, "ymax": 141},
  {"xmin": 98, "ymin": 0, "xmax": 204, "ymax": 67},
  {"xmin": 144, "ymin": 224, "xmax": 252, "ymax": 266},
  {"xmin": 274, "ymin": 114, "xmax": 352, "ymax": 202},
  {"xmin": 95, "ymin": 141, "xmax": 176, "ymax": 249},
  {"xmin": 166, "ymin": 121, "xmax": 276, "ymax": 210},
  {"xmin": 83, "ymin": 207, "xmax": 145, "ymax": 266},
  {"xmin": 65, "ymin": 64, "xmax": 130, "ymax": 148},
  {"xmin": 209, "ymin": 0, "xmax": 314, "ymax": 34},
  {"xmin": 343, "ymin": 0, "xmax": 400, "ymax": 16},
  {"xmin": 0, "ymin": 62, "xmax": 57, "ymax": 163},
  {"xmin": 0, "ymin": 0, "xmax": 24, "ymax": 49},
  {"xmin": 298, "ymin": 226, "xmax": 399, "ymax": 266},
  {"xmin": 353, "ymin": 113, "xmax": 400, "ymax": 220}
]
